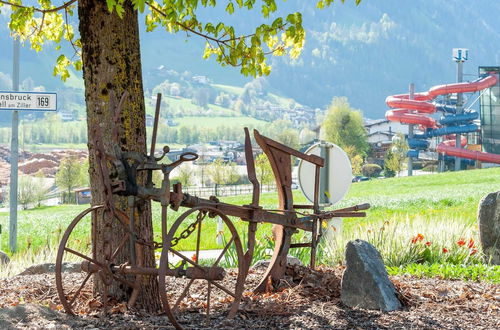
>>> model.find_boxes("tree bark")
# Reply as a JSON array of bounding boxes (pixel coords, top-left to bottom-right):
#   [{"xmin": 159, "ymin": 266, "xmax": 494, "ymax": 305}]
[{"xmin": 78, "ymin": 0, "xmax": 161, "ymax": 311}]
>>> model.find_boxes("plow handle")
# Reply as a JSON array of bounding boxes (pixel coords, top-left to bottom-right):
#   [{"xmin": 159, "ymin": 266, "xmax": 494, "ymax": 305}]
[{"xmin": 334, "ymin": 203, "xmax": 371, "ymax": 213}]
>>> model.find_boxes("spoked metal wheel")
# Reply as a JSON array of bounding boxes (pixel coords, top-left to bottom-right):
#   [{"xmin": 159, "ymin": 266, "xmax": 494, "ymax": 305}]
[
  {"xmin": 158, "ymin": 206, "xmax": 246, "ymax": 329},
  {"xmin": 55, "ymin": 205, "xmax": 141, "ymax": 314}
]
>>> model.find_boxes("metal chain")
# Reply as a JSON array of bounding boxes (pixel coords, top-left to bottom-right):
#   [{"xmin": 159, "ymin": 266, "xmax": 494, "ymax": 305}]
[
  {"xmin": 170, "ymin": 210, "xmax": 207, "ymax": 248},
  {"xmin": 129, "ymin": 210, "xmax": 208, "ymax": 250}
]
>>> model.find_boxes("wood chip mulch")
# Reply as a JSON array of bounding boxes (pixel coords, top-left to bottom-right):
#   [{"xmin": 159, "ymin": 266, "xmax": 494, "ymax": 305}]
[{"xmin": 0, "ymin": 265, "xmax": 498, "ymax": 329}]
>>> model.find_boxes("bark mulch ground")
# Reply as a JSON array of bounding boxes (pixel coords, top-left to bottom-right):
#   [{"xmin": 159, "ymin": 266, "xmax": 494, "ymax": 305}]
[{"xmin": 0, "ymin": 265, "xmax": 498, "ymax": 329}]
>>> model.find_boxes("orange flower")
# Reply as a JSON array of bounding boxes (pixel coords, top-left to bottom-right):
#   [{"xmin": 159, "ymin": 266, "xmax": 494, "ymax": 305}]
[
  {"xmin": 411, "ymin": 233, "xmax": 424, "ymax": 244},
  {"xmin": 470, "ymin": 249, "xmax": 478, "ymax": 256},
  {"xmin": 425, "ymin": 241, "xmax": 431, "ymax": 247},
  {"xmin": 191, "ymin": 254, "xmax": 198, "ymax": 262},
  {"xmin": 442, "ymin": 248, "xmax": 449, "ymax": 253},
  {"xmin": 457, "ymin": 239, "xmax": 466, "ymax": 247},
  {"xmin": 468, "ymin": 238, "xmax": 475, "ymax": 249}
]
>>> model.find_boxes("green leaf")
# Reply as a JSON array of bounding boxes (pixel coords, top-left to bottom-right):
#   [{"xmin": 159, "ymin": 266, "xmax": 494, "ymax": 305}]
[
  {"xmin": 106, "ymin": 0, "xmax": 117, "ymax": 12},
  {"xmin": 226, "ymin": 2, "xmax": 234, "ymax": 14},
  {"xmin": 132, "ymin": 0, "xmax": 146, "ymax": 13},
  {"xmin": 74, "ymin": 59, "xmax": 83, "ymax": 71},
  {"xmin": 115, "ymin": 4, "xmax": 125, "ymax": 18}
]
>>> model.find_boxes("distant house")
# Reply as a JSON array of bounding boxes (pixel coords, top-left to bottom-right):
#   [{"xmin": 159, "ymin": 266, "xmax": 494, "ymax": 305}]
[
  {"xmin": 367, "ymin": 131, "xmax": 395, "ymax": 144},
  {"xmin": 74, "ymin": 187, "xmax": 91, "ymax": 204},
  {"xmin": 364, "ymin": 119, "xmax": 408, "ymax": 144},
  {"xmin": 364, "ymin": 119, "xmax": 409, "ymax": 164},
  {"xmin": 146, "ymin": 114, "xmax": 154, "ymax": 127}
]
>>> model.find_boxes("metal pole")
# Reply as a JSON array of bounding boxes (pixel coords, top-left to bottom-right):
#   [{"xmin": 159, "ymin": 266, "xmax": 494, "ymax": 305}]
[
  {"xmin": 408, "ymin": 83, "xmax": 414, "ymax": 176},
  {"xmin": 318, "ymin": 141, "xmax": 329, "ymax": 205},
  {"xmin": 9, "ymin": 39, "xmax": 20, "ymax": 253},
  {"xmin": 455, "ymin": 60, "xmax": 464, "ymax": 171}
]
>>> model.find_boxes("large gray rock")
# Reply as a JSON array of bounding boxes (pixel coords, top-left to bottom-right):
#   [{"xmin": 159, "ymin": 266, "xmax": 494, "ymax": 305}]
[
  {"xmin": 0, "ymin": 250, "xmax": 10, "ymax": 265},
  {"xmin": 478, "ymin": 191, "xmax": 500, "ymax": 265},
  {"xmin": 341, "ymin": 239, "xmax": 401, "ymax": 311}
]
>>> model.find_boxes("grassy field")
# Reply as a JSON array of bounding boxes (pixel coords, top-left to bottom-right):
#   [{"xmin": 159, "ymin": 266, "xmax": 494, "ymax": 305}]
[
  {"xmin": 212, "ymin": 84, "xmax": 292, "ymax": 107},
  {"xmin": 1, "ymin": 167, "xmax": 499, "ymax": 280},
  {"xmin": 174, "ymin": 116, "xmax": 267, "ymax": 128},
  {"xmin": 146, "ymin": 95, "xmax": 236, "ymax": 117}
]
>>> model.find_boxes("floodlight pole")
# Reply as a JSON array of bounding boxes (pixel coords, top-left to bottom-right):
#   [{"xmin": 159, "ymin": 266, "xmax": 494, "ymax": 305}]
[
  {"xmin": 453, "ymin": 48, "xmax": 467, "ymax": 171},
  {"xmin": 455, "ymin": 60, "xmax": 463, "ymax": 171},
  {"xmin": 9, "ymin": 39, "xmax": 20, "ymax": 253}
]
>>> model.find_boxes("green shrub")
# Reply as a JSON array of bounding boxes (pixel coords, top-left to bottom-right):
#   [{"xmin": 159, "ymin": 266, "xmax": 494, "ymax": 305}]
[
  {"xmin": 362, "ymin": 163, "xmax": 382, "ymax": 177},
  {"xmin": 384, "ymin": 168, "xmax": 396, "ymax": 177},
  {"xmin": 387, "ymin": 263, "xmax": 500, "ymax": 283}
]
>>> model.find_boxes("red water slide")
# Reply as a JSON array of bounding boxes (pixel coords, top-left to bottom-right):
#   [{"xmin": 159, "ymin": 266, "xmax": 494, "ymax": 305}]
[{"xmin": 385, "ymin": 74, "xmax": 500, "ymax": 164}]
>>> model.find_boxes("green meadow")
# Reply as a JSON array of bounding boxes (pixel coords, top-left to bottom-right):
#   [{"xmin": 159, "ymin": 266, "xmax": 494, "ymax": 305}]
[{"xmin": 1, "ymin": 167, "xmax": 499, "ymax": 281}]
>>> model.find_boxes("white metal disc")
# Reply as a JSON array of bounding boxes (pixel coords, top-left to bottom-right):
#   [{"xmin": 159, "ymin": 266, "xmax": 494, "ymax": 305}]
[{"xmin": 298, "ymin": 142, "xmax": 352, "ymax": 205}]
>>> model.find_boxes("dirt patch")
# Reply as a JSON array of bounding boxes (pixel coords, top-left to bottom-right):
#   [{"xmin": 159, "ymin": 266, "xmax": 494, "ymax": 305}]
[{"xmin": 0, "ymin": 266, "xmax": 498, "ymax": 329}]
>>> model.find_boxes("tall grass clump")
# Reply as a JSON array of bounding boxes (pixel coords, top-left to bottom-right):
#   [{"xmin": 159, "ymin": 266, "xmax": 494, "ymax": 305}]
[{"xmin": 314, "ymin": 215, "xmax": 484, "ymax": 267}]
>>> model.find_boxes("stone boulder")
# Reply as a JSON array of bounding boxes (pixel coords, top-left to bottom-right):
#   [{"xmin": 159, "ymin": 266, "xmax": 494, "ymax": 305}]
[
  {"xmin": 478, "ymin": 191, "xmax": 500, "ymax": 265},
  {"xmin": 0, "ymin": 250, "xmax": 10, "ymax": 265},
  {"xmin": 341, "ymin": 239, "xmax": 401, "ymax": 311}
]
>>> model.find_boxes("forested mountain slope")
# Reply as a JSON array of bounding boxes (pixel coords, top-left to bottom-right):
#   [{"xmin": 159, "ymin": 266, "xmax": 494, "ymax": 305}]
[{"xmin": 1, "ymin": 0, "xmax": 499, "ymax": 119}]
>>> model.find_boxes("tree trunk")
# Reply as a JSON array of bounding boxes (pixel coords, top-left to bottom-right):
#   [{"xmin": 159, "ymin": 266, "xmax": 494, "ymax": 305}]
[{"xmin": 78, "ymin": 0, "xmax": 161, "ymax": 311}]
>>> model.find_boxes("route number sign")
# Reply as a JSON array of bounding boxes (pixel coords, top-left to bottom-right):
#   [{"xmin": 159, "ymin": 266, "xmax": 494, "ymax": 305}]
[{"xmin": 0, "ymin": 91, "xmax": 57, "ymax": 111}]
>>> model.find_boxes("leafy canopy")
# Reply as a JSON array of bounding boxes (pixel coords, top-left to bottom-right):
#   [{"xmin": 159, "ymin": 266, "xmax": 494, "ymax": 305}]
[
  {"xmin": 0, "ymin": 0, "xmax": 360, "ymax": 80},
  {"xmin": 321, "ymin": 97, "xmax": 369, "ymax": 156}
]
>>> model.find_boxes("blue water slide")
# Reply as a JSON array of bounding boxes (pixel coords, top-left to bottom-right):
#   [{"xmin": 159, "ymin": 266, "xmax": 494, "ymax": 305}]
[
  {"xmin": 435, "ymin": 104, "xmax": 457, "ymax": 113},
  {"xmin": 439, "ymin": 112, "xmax": 479, "ymax": 125},
  {"xmin": 407, "ymin": 150, "xmax": 419, "ymax": 158},
  {"xmin": 408, "ymin": 138, "xmax": 429, "ymax": 150},
  {"xmin": 422, "ymin": 124, "xmax": 478, "ymax": 138}
]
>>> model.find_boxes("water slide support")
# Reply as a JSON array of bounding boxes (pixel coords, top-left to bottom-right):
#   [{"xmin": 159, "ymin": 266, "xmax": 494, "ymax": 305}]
[{"xmin": 408, "ymin": 83, "xmax": 415, "ymax": 176}]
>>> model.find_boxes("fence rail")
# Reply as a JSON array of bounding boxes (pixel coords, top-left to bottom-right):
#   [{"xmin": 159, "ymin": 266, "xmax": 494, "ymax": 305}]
[
  {"xmin": 41, "ymin": 184, "xmax": 278, "ymax": 206},
  {"xmin": 183, "ymin": 183, "xmax": 277, "ymax": 197}
]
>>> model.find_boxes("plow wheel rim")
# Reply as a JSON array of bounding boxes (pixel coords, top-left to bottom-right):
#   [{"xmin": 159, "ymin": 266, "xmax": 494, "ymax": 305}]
[
  {"xmin": 158, "ymin": 206, "xmax": 246, "ymax": 329},
  {"xmin": 55, "ymin": 205, "xmax": 141, "ymax": 315}
]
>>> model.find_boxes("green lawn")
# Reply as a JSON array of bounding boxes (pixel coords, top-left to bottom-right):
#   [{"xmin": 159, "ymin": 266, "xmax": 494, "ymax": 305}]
[
  {"xmin": 212, "ymin": 84, "xmax": 244, "ymax": 96},
  {"xmin": 147, "ymin": 95, "xmax": 236, "ymax": 117},
  {"xmin": 1, "ymin": 167, "xmax": 499, "ymax": 280}
]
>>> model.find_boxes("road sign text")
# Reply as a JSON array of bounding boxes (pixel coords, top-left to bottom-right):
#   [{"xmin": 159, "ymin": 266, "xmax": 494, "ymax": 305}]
[{"xmin": 0, "ymin": 91, "xmax": 57, "ymax": 111}]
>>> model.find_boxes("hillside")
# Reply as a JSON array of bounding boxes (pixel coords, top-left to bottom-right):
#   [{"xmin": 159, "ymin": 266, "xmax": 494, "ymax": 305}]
[{"xmin": 1, "ymin": 0, "xmax": 500, "ymax": 119}]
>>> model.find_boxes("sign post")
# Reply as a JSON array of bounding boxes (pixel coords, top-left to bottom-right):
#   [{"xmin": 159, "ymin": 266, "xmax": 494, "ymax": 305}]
[
  {"xmin": 4, "ymin": 39, "xmax": 57, "ymax": 252},
  {"xmin": 9, "ymin": 39, "xmax": 20, "ymax": 253}
]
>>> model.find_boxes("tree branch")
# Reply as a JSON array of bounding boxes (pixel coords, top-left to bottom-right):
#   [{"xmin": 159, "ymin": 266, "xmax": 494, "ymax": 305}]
[
  {"xmin": 145, "ymin": 1, "xmax": 222, "ymax": 44},
  {"xmin": 0, "ymin": 0, "xmax": 77, "ymax": 14},
  {"xmin": 64, "ymin": 6, "xmax": 80, "ymax": 56},
  {"xmin": 144, "ymin": 1, "xmax": 287, "ymax": 46}
]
